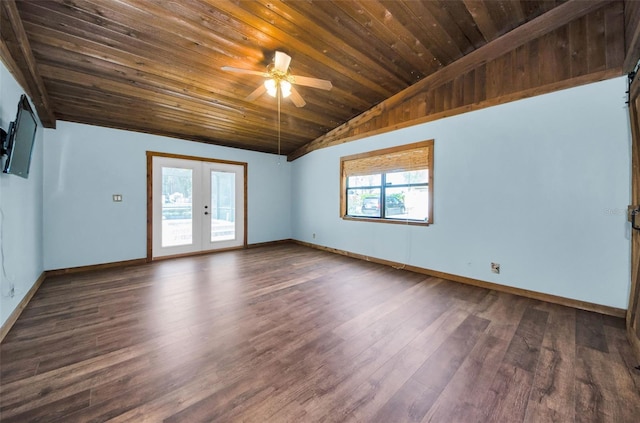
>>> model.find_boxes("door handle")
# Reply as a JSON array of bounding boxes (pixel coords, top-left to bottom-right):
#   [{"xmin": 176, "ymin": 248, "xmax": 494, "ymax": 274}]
[{"xmin": 629, "ymin": 205, "xmax": 640, "ymax": 230}]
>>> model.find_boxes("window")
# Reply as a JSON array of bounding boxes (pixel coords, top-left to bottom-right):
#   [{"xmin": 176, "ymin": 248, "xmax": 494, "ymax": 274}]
[{"xmin": 340, "ymin": 140, "xmax": 433, "ymax": 225}]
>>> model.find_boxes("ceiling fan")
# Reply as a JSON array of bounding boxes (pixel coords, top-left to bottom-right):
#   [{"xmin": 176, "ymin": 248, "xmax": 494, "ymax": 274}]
[{"xmin": 221, "ymin": 51, "xmax": 332, "ymax": 107}]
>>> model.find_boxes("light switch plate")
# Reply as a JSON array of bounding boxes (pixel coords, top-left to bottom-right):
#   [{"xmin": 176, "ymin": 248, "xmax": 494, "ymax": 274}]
[{"xmin": 113, "ymin": 194, "xmax": 123, "ymax": 202}]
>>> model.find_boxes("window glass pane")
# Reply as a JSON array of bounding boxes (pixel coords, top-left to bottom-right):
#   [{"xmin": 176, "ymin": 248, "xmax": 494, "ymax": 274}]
[
  {"xmin": 161, "ymin": 167, "xmax": 193, "ymax": 247},
  {"xmin": 347, "ymin": 174, "xmax": 381, "ymax": 188},
  {"xmin": 347, "ymin": 188, "xmax": 381, "ymax": 217},
  {"xmin": 210, "ymin": 171, "xmax": 236, "ymax": 242},
  {"xmin": 386, "ymin": 170, "xmax": 428, "ymax": 185},
  {"xmin": 385, "ymin": 186, "xmax": 429, "ymax": 221}
]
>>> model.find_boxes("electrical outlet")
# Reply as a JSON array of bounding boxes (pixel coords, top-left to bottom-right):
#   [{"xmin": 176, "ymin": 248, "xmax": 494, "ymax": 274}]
[{"xmin": 491, "ymin": 262, "xmax": 500, "ymax": 274}]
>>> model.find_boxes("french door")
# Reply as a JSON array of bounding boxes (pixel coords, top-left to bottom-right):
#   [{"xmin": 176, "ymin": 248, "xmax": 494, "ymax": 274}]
[{"xmin": 150, "ymin": 154, "xmax": 246, "ymax": 259}]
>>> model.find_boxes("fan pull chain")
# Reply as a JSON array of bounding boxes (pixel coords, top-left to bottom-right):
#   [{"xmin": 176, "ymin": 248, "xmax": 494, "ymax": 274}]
[{"xmin": 277, "ymin": 83, "xmax": 282, "ymax": 164}]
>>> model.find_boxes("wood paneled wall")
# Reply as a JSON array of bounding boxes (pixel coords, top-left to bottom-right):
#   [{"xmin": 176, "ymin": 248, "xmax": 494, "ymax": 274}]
[
  {"xmin": 289, "ymin": 2, "xmax": 624, "ymax": 161},
  {"xmin": 624, "ymin": 0, "xmax": 640, "ymax": 71}
]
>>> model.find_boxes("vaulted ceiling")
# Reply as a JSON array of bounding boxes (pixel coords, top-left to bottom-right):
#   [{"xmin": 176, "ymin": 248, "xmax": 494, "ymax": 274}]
[{"xmin": 1, "ymin": 0, "xmax": 639, "ymax": 159}]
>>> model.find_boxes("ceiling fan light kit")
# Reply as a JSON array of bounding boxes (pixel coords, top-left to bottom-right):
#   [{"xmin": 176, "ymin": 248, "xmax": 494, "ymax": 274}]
[
  {"xmin": 221, "ymin": 51, "xmax": 332, "ymax": 107},
  {"xmin": 264, "ymin": 78, "xmax": 291, "ymax": 98},
  {"xmin": 221, "ymin": 50, "xmax": 333, "ymax": 157}
]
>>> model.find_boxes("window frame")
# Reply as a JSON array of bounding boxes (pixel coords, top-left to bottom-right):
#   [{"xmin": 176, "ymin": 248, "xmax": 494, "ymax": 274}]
[{"xmin": 340, "ymin": 140, "xmax": 434, "ymax": 226}]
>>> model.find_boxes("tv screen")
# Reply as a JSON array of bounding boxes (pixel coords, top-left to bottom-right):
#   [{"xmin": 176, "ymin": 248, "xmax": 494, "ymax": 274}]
[{"xmin": 2, "ymin": 95, "xmax": 38, "ymax": 179}]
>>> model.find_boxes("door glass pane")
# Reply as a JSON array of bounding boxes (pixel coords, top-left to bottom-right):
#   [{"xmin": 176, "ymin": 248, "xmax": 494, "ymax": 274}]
[
  {"xmin": 161, "ymin": 167, "xmax": 193, "ymax": 247},
  {"xmin": 211, "ymin": 171, "xmax": 236, "ymax": 242}
]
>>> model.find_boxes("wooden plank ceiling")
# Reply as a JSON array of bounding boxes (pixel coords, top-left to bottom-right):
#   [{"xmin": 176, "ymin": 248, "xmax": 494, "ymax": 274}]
[{"xmin": 0, "ymin": 0, "xmax": 629, "ymax": 158}]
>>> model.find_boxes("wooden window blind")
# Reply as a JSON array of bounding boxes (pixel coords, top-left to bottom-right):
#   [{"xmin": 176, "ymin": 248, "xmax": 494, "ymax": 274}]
[{"xmin": 341, "ymin": 140, "xmax": 432, "ymax": 177}]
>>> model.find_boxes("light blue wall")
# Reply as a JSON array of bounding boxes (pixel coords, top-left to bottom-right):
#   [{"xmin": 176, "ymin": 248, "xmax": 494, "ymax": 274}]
[
  {"xmin": 291, "ymin": 77, "xmax": 632, "ymax": 309},
  {"xmin": 0, "ymin": 65, "xmax": 44, "ymax": 327},
  {"xmin": 43, "ymin": 122, "xmax": 292, "ymax": 270}
]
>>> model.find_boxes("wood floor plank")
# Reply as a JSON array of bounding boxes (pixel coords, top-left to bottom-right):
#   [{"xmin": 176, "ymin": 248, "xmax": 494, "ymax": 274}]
[
  {"xmin": 575, "ymin": 309, "xmax": 609, "ymax": 353},
  {"xmin": 0, "ymin": 243, "xmax": 638, "ymax": 422},
  {"xmin": 276, "ymin": 300, "xmax": 443, "ymax": 421},
  {"xmin": 603, "ymin": 322, "xmax": 640, "ymax": 393},
  {"xmin": 0, "ymin": 355, "xmax": 39, "ymax": 385},
  {"xmin": 502, "ymin": 307, "xmax": 549, "ymax": 372},
  {"xmin": 331, "ymin": 277, "xmax": 435, "ymax": 339},
  {"xmin": 474, "ymin": 291, "xmax": 529, "ymax": 341},
  {"xmin": 371, "ymin": 314, "xmax": 490, "ymax": 423},
  {"xmin": 0, "ymin": 390, "xmax": 91, "ymax": 423},
  {"xmin": 411, "ymin": 314, "xmax": 491, "ymax": 390},
  {"xmin": 162, "ymin": 376, "xmax": 276, "ymax": 423},
  {"xmin": 238, "ymin": 301, "xmax": 451, "ymax": 422},
  {"xmin": 420, "ymin": 334, "xmax": 508, "ymax": 423},
  {"xmin": 370, "ymin": 378, "xmax": 438, "ymax": 423},
  {"xmin": 575, "ymin": 345, "xmax": 620, "ymax": 422},
  {"xmin": 479, "ymin": 363, "xmax": 535, "ymax": 423},
  {"xmin": 422, "ymin": 292, "xmax": 534, "ymax": 422},
  {"xmin": 524, "ymin": 304, "xmax": 577, "ymax": 423},
  {"xmin": 340, "ymin": 345, "xmax": 439, "ymax": 422},
  {"xmin": 291, "ymin": 294, "xmax": 451, "ymax": 422}
]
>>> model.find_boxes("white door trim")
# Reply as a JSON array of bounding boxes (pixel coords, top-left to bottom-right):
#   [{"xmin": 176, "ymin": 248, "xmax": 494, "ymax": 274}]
[{"xmin": 147, "ymin": 152, "xmax": 247, "ymax": 260}]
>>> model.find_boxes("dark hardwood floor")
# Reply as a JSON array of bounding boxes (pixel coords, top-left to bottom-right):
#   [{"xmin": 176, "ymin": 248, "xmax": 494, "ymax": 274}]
[{"xmin": 1, "ymin": 243, "xmax": 639, "ymax": 422}]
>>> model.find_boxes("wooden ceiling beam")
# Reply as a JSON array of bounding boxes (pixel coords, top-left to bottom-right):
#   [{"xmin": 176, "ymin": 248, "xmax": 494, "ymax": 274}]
[
  {"xmin": 289, "ymin": 0, "xmax": 614, "ymax": 161},
  {"xmin": 0, "ymin": 0, "xmax": 56, "ymax": 128}
]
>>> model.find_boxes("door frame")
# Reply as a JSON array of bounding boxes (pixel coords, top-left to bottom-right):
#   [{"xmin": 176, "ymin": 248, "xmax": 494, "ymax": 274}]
[{"xmin": 146, "ymin": 151, "xmax": 248, "ymax": 261}]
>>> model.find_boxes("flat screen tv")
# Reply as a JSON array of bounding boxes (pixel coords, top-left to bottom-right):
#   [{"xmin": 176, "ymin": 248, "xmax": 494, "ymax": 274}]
[{"xmin": 1, "ymin": 94, "xmax": 38, "ymax": 179}]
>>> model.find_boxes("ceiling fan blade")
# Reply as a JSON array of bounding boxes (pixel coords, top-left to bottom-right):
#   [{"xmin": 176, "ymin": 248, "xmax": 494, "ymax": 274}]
[
  {"xmin": 221, "ymin": 66, "xmax": 269, "ymax": 77},
  {"xmin": 289, "ymin": 87, "xmax": 306, "ymax": 107},
  {"xmin": 274, "ymin": 51, "xmax": 291, "ymax": 73},
  {"xmin": 290, "ymin": 75, "xmax": 332, "ymax": 90},
  {"xmin": 246, "ymin": 84, "xmax": 266, "ymax": 101}
]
